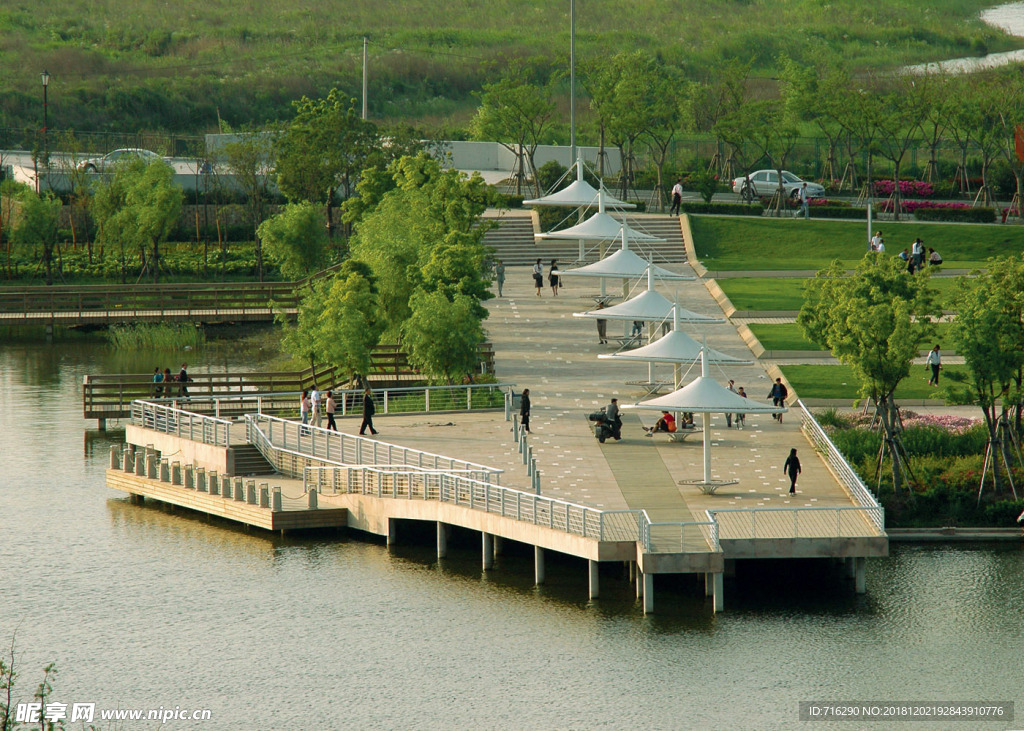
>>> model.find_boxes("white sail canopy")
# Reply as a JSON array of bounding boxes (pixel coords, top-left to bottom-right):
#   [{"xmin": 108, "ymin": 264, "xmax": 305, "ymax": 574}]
[
  {"xmin": 523, "ymin": 158, "xmax": 634, "ymax": 208},
  {"xmin": 623, "ymin": 376, "xmax": 782, "ymax": 414},
  {"xmin": 599, "ymin": 307, "xmax": 750, "ymax": 363},
  {"xmin": 560, "ymin": 246, "xmax": 691, "ymax": 281},
  {"xmin": 574, "ymin": 269, "xmax": 722, "ymax": 323},
  {"xmin": 537, "ymin": 214, "xmax": 664, "ymax": 242}
]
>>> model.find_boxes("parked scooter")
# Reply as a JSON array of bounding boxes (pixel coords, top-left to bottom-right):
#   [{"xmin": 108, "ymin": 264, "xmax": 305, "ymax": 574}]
[{"xmin": 588, "ymin": 409, "xmax": 619, "ymax": 443}]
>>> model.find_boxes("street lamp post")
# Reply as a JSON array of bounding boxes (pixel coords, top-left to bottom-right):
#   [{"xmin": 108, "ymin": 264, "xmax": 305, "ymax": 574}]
[{"xmin": 40, "ymin": 69, "xmax": 50, "ymax": 192}]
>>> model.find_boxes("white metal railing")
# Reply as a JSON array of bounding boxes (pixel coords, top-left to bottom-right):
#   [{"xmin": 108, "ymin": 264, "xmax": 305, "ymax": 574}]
[
  {"xmin": 708, "ymin": 506, "xmax": 885, "ymax": 540},
  {"xmin": 131, "ymin": 400, "xmax": 232, "ymax": 447},
  {"xmin": 798, "ymin": 400, "xmax": 885, "ymax": 531},
  {"xmin": 247, "ymin": 413, "xmax": 502, "ymax": 481},
  {"xmin": 642, "ymin": 517, "xmax": 720, "ymax": 554}
]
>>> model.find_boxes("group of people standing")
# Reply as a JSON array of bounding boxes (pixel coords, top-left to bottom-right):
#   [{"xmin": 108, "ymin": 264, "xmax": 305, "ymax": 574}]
[
  {"xmin": 532, "ymin": 259, "xmax": 560, "ymax": 296},
  {"xmin": 871, "ymin": 232, "xmax": 943, "ymax": 273},
  {"xmin": 152, "ymin": 363, "xmax": 190, "ymax": 398},
  {"xmin": 298, "ymin": 385, "xmax": 379, "ymax": 435}
]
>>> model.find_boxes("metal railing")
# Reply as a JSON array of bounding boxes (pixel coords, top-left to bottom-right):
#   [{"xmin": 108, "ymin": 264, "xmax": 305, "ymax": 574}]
[
  {"xmin": 247, "ymin": 413, "xmax": 502, "ymax": 481},
  {"xmin": 130, "ymin": 400, "xmax": 233, "ymax": 447},
  {"xmin": 642, "ymin": 518, "xmax": 720, "ymax": 554},
  {"xmin": 798, "ymin": 400, "xmax": 885, "ymax": 531},
  {"xmin": 708, "ymin": 506, "xmax": 884, "ymax": 540}
]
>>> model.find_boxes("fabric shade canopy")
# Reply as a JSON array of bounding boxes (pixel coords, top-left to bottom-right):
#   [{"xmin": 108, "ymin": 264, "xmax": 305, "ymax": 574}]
[
  {"xmin": 523, "ymin": 158, "xmax": 634, "ymax": 209},
  {"xmin": 574, "ymin": 269, "xmax": 722, "ymax": 324}
]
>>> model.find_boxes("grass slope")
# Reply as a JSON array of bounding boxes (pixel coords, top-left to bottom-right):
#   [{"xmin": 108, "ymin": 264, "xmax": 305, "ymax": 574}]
[
  {"xmin": 780, "ymin": 364, "xmax": 968, "ymax": 400},
  {"xmin": 691, "ymin": 216, "xmax": 1024, "ymax": 271},
  {"xmin": 719, "ymin": 275, "xmax": 966, "ymax": 311},
  {"xmin": 0, "ymin": 0, "xmax": 1016, "ymax": 133},
  {"xmin": 750, "ymin": 322, "xmax": 953, "ymax": 351}
]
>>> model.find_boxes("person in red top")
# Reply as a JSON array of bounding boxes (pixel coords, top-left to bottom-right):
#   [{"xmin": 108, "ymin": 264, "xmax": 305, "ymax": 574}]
[{"xmin": 645, "ymin": 411, "xmax": 676, "ymax": 436}]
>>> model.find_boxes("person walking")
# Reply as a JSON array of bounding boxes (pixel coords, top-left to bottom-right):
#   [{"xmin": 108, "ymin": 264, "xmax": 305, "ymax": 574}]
[
  {"xmin": 549, "ymin": 259, "xmax": 560, "ymax": 296},
  {"xmin": 152, "ymin": 367, "xmax": 164, "ymax": 398},
  {"xmin": 735, "ymin": 386, "xmax": 747, "ymax": 429},
  {"xmin": 669, "ymin": 178, "xmax": 683, "ymax": 216},
  {"xmin": 359, "ymin": 387, "xmax": 379, "ymax": 436},
  {"xmin": 725, "ymin": 379, "xmax": 737, "ymax": 428},
  {"xmin": 783, "ymin": 448, "xmax": 802, "ymax": 494},
  {"xmin": 325, "ymin": 390, "xmax": 338, "ymax": 431},
  {"xmin": 177, "ymin": 363, "xmax": 190, "ymax": 399},
  {"xmin": 299, "ymin": 389, "xmax": 310, "ymax": 425},
  {"xmin": 769, "ymin": 378, "xmax": 788, "ymax": 422},
  {"xmin": 606, "ymin": 398, "xmax": 622, "ymax": 440},
  {"xmin": 520, "ymin": 388, "xmax": 531, "ymax": 433},
  {"xmin": 799, "ymin": 182, "xmax": 810, "ymax": 220},
  {"xmin": 494, "ymin": 259, "xmax": 506, "ymax": 297},
  {"xmin": 595, "ymin": 300, "xmax": 608, "ymax": 344},
  {"xmin": 310, "ymin": 385, "xmax": 322, "ymax": 427},
  {"xmin": 532, "ymin": 259, "xmax": 544, "ymax": 296},
  {"xmin": 926, "ymin": 344, "xmax": 942, "ymax": 386}
]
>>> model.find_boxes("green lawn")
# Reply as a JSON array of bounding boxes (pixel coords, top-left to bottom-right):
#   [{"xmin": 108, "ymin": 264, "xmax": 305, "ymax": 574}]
[
  {"xmin": 779, "ymin": 364, "xmax": 968, "ymax": 400},
  {"xmin": 750, "ymin": 322, "xmax": 953, "ymax": 351},
  {"xmin": 720, "ymin": 275, "xmax": 969, "ymax": 311},
  {"xmin": 691, "ymin": 216, "xmax": 1024, "ymax": 271}
]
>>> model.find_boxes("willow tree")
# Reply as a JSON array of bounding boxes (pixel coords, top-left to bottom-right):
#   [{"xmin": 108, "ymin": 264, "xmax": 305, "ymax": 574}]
[{"xmin": 798, "ymin": 254, "xmax": 938, "ymax": 494}]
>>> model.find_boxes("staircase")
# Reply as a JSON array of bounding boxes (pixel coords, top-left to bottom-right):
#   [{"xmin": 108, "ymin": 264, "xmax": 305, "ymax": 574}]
[
  {"xmin": 480, "ymin": 210, "xmax": 688, "ymax": 266},
  {"xmin": 228, "ymin": 444, "xmax": 275, "ymax": 476}
]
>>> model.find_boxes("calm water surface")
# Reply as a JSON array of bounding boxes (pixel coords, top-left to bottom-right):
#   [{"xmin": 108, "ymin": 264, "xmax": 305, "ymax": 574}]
[{"xmin": 1, "ymin": 341, "xmax": 1022, "ymax": 730}]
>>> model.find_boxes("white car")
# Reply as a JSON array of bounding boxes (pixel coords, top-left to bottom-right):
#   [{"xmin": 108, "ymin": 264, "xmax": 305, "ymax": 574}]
[
  {"xmin": 732, "ymin": 170, "xmax": 825, "ymax": 200},
  {"xmin": 78, "ymin": 148, "xmax": 164, "ymax": 173}
]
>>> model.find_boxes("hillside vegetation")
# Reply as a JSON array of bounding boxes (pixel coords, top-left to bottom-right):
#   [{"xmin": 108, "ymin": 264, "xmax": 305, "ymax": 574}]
[{"xmin": 0, "ymin": 0, "xmax": 1017, "ymax": 135}]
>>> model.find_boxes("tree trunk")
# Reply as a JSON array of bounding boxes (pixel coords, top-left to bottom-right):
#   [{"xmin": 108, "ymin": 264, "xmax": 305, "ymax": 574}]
[{"xmin": 876, "ymin": 395, "xmax": 905, "ymax": 493}]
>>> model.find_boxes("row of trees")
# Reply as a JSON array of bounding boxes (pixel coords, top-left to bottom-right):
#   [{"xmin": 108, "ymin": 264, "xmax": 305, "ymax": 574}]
[
  {"xmin": 799, "ymin": 254, "xmax": 1024, "ymax": 501},
  {"xmin": 275, "ymin": 153, "xmax": 494, "ymax": 385},
  {"xmin": 468, "ymin": 53, "xmax": 1024, "ymax": 217}
]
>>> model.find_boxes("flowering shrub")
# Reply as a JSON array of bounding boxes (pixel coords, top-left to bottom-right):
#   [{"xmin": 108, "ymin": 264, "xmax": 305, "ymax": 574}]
[
  {"xmin": 873, "ymin": 180, "xmax": 934, "ymax": 198},
  {"xmin": 879, "ymin": 199, "xmax": 971, "ymax": 213}
]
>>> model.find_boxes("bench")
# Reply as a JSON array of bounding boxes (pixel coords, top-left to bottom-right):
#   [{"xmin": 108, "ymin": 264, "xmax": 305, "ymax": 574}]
[{"xmin": 663, "ymin": 427, "xmax": 702, "ymax": 442}]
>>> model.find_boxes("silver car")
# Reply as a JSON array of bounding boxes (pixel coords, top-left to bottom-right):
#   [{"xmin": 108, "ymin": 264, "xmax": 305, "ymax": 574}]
[
  {"xmin": 78, "ymin": 148, "xmax": 163, "ymax": 173},
  {"xmin": 732, "ymin": 170, "xmax": 825, "ymax": 200}
]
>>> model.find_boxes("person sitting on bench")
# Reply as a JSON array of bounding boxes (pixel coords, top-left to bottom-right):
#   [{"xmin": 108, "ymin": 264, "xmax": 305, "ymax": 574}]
[{"xmin": 645, "ymin": 411, "xmax": 676, "ymax": 436}]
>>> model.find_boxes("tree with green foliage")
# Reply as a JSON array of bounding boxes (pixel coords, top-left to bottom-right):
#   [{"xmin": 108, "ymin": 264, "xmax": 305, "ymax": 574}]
[
  {"xmin": 798, "ymin": 254, "xmax": 938, "ymax": 494},
  {"xmin": 946, "ymin": 256, "xmax": 1024, "ymax": 499},
  {"xmin": 832, "ymin": 79, "xmax": 885, "ymax": 199},
  {"xmin": 402, "ymin": 290, "xmax": 485, "ymax": 384},
  {"xmin": 873, "ymin": 77, "xmax": 929, "ymax": 220},
  {"xmin": 257, "ymin": 202, "xmax": 328, "ymax": 280},
  {"xmin": 349, "ymin": 154, "xmax": 492, "ymax": 338},
  {"xmin": 780, "ymin": 56, "xmax": 848, "ymax": 184},
  {"xmin": 470, "ymin": 61, "xmax": 556, "ymax": 196},
  {"xmin": 0, "ymin": 179, "xmax": 30, "ymax": 280},
  {"xmin": 696, "ymin": 59, "xmax": 751, "ymax": 182},
  {"xmin": 992, "ymin": 70, "xmax": 1024, "ymax": 219},
  {"xmin": 11, "ymin": 191, "xmax": 61, "ymax": 286},
  {"xmin": 223, "ymin": 128, "xmax": 276, "ymax": 280},
  {"xmin": 640, "ymin": 62, "xmax": 694, "ymax": 211},
  {"xmin": 275, "ymin": 89, "xmax": 377, "ymax": 238},
  {"xmin": 91, "ymin": 158, "xmax": 183, "ymax": 283}
]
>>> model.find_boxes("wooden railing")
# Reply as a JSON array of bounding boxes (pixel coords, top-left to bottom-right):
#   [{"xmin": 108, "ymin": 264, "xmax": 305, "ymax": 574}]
[{"xmin": 83, "ymin": 344, "xmax": 497, "ymax": 420}]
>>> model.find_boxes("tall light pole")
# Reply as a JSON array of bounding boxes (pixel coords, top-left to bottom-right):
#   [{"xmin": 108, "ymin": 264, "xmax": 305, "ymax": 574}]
[
  {"xmin": 41, "ymin": 69, "xmax": 50, "ymax": 191},
  {"xmin": 362, "ymin": 37, "xmax": 368, "ymax": 121},
  {"xmin": 569, "ymin": 0, "xmax": 576, "ymax": 166}
]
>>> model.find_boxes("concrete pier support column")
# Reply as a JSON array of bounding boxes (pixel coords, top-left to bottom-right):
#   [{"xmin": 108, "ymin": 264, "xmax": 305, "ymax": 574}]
[
  {"xmin": 436, "ymin": 522, "xmax": 447, "ymax": 559},
  {"xmin": 854, "ymin": 557, "xmax": 867, "ymax": 594},
  {"xmin": 493, "ymin": 535, "xmax": 503, "ymax": 556},
  {"xmin": 845, "ymin": 556, "xmax": 856, "ymax": 578},
  {"xmin": 636, "ymin": 569, "xmax": 644, "ymax": 599},
  {"xmin": 628, "ymin": 561, "xmax": 636, "ymax": 582},
  {"xmin": 534, "ymin": 546, "xmax": 545, "ymax": 585},
  {"xmin": 482, "ymin": 533, "xmax": 494, "ymax": 570},
  {"xmin": 712, "ymin": 572, "xmax": 724, "ymax": 613},
  {"xmin": 588, "ymin": 560, "xmax": 599, "ymax": 599},
  {"xmin": 705, "ymin": 572, "xmax": 714, "ymax": 597},
  {"xmin": 387, "ymin": 518, "xmax": 397, "ymax": 546},
  {"xmin": 642, "ymin": 573, "xmax": 654, "ymax": 614}
]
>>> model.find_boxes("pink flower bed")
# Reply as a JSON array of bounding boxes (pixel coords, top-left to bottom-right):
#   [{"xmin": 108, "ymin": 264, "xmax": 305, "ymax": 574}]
[
  {"xmin": 879, "ymin": 200, "xmax": 970, "ymax": 213},
  {"xmin": 873, "ymin": 180, "xmax": 934, "ymax": 198},
  {"xmin": 845, "ymin": 411, "xmax": 980, "ymax": 434}
]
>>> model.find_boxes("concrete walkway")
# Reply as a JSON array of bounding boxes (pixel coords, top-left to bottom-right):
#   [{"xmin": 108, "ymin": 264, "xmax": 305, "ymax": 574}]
[{"xmin": 323, "ymin": 264, "xmax": 868, "ymax": 523}]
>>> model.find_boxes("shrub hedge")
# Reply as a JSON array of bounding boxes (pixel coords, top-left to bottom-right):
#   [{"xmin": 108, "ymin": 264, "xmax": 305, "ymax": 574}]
[{"xmin": 913, "ymin": 207, "xmax": 997, "ymax": 223}]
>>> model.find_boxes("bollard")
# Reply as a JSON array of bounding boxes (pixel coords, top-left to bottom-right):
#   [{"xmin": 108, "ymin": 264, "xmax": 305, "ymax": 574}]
[
  {"xmin": 146, "ymin": 454, "xmax": 157, "ymax": 480},
  {"xmin": 308, "ymin": 488, "xmax": 318, "ymax": 509},
  {"xmin": 533, "ymin": 469, "xmax": 541, "ymax": 494},
  {"xmin": 272, "ymin": 487, "xmax": 282, "ymax": 512},
  {"xmin": 523, "ymin": 444, "xmax": 531, "ymax": 466},
  {"xmin": 122, "ymin": 447, "xmax": 133, "ymax": 474},
  {"xmin": 109, "ymin": 445, "xmax": 120, "ymax": 470},
  {"xmin": 247, "ymin": 481, "xmax": 257, "ymax": 505},
  {"xmin": 160, "ymin": 459, "xmax": 170, "ymax": 482},
  {"xmin": 184, "ymin": 465, "xmax": 195, "ymax": 489},
  {"xmin": 259, "ymin": 483, "xmax": 270, "ymax": 508},
  {"xmin": 512, "ymin": 415, "xmax": 519, "ymax": 443},
  {"xmin": 222, "ymin": 475, "xmax": 231, "ymax": 498},
  {"xmin": 171, "ymin": 462, "xmax": 182, "ymax": 486},
  {"xmin": 235, "ymin": 478, "xmax": 246, "ymax": 502},
  {"xmin": 196, "ymin": 468, "xmax": 207, "ymax": 492}
]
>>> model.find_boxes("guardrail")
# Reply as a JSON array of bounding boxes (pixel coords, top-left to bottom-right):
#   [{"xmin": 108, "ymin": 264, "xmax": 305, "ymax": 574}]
[
  {"xmin": 798, "ymin": 400, "xmax": 885, "ymax": 531},
  {"xmin": 708, "ymin": 506, "xmax": 884, "ymax": 540},
  {"xmin": 130, "ymin": 400, "xmax": 233, "ymax": 447},
  {"xmin": 247, "ymin": 413, "xmax": 503, "ymax": 481},
  {"xmin": 643, "ymin": 518, "xmax": 720, "ymax": 554}
]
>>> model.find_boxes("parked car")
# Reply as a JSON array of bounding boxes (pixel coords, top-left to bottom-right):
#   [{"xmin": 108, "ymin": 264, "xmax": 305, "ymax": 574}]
[
  {"xmin": 78, "ymin": 148, "xmax": 163, "ymax": 173},
  {"xmin": 731, "ymin": 170, "xmax": 825, "ymax": 200}
]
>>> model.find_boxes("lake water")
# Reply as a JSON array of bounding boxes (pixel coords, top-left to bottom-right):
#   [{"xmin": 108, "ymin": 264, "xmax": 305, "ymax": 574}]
[
  {"xmin": 1, "ymin": 340, "xmax": 1023, "ymax": 730},
  {"xmin": 906, "ymin": 2, "xmax": 1024, "ymax": 74}
]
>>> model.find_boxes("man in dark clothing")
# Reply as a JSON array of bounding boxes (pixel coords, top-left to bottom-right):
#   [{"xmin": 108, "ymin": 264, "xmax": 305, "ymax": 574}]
[
  {"xmin": 783, "ymin": 448, "xmax": 801, "ymax": 494},
  {"xmin": 520, "ymin": 388, "xmax": 531, "ymax": 433},
  {"xmin": 606, "ymin": 398, "xmax": 622, "ymax": 440},
  {"xmin": 178, "ymin": 363, "xmax": 190, "ymax": 399},
  {"xmin": 359, "ymin": 387, "xmax": 378, "ymax": 435},
  {"xmin": 769, "ymin": 378, "xmax": 788, "ymax": 422}
]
